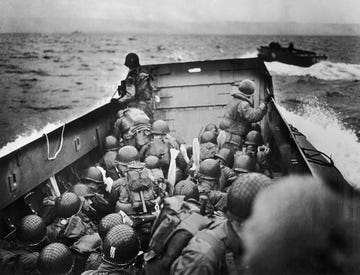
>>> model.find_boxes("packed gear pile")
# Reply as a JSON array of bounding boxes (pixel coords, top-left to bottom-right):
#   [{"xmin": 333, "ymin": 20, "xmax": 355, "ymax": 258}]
[{"xmin": 2, "ymin": 56, "xmax": 359, "ymax": 275}]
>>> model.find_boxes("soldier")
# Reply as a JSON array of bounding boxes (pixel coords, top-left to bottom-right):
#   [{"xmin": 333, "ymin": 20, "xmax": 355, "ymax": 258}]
[
  {"xmin": 70, "ymin": 183, "xmax": 111, "ymax": 224},
  {"xmin": 232, "ymin": 153, "xmax": 257, "ymax": 176},
  {"xmin": 214, "ymin": 148, "xmax": 236, "ymax": 192},
  {"xmin": 140, "ymin": 120, "xmax": 187, "ymax": 177},
  {"xmin": 83, "ymin": 213, "xmax": 126, "ymax": 272},
  {"xmin": 113, "ymin": 107, "xmax": 152, "ymax": 151},
  {"xmin": 219, "ymin": 79, "xmax": 272, "ymax": 152},
  {"xmin": 0, "ymin": 214, "xmax": 48, "ymax": 274},
  {"xmin": 110, "ymin": 145, "xmax": 161, "ymax": 249},
  {"xmin": 243, "ymin": 130, "xmax": 272, "ymax": 177},
  {"xmin": 99, "ymin": 135, "xmax": 120, "ymax": 180},
  {"xmin": 47, "ymin": 192, "xmax": 97, "ymax": 245},
  {"xmin": 242, "ymin": 175, "xmax": 360, "ymax": 275},
  {"xmin": 117, "ymin": 53, "xmax": 155, "ymax": 121},
  {"xmin": 81, "ymin": 166, "xmax": 107, "ymax": 196},
  {"xmin": 38, "ymin": 242, "xmax": 74, "ymax": 275},
  {"xmin": 145, "ymin": 180, "xmax": 212, "ymax": 275},
  {"xmin": 82, "ymin": 224, "xmax": 142, "ymax": 275},
  {"xmin": 196, "ymin": 159, "xmax": 227, "ymax": 214},
  {"xmin": 199, "ymin": 131, "xmax": 218, "ymax": 161},
  {"xmin": 171, "ymin": 173, "xmax": 273, "ymax": 275}
]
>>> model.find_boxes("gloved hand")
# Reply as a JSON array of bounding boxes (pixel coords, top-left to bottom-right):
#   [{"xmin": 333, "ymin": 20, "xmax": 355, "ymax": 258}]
[{"xmin": 264, "ymin": 93, "xmax": 273, "ymax": 104}]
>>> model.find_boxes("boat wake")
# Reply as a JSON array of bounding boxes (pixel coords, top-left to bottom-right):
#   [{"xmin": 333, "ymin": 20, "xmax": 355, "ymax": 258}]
[
  {"xmin": 266, "ymin": 61, "xmax": 360, "ymax": 81},
  {"xmin": 277, "ymin": 99, "xmax": 360, "ymax": 189},
  {"xmin": 238, "ymin": 51, "xmax": 258, "ymax": 59}
]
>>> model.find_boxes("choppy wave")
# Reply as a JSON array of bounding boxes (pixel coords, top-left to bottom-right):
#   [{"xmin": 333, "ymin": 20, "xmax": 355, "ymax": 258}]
[
  {"xmin": 0, "ymin": 122, "xmax": 63, "ymax": 158},
  {"xmin": 277, "ymin": 99, "xmax": 360, "ymax": 189},
  {"xmin": 238, "ymin": 50, "xmax": 360, "ymax": 81},
  {"xmin": 266, "ymin": 61, "xmax": 360, "ymax": 81}
]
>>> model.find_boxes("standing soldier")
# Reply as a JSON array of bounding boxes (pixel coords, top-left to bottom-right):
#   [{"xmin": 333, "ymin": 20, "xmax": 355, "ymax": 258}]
[
  {"xmin": 219, "ymin": 79, "xmax": 271, "ymax": 151},
  {"xmin": 117, "ymin": 53, "xmax": 155, "ymax": 121}
]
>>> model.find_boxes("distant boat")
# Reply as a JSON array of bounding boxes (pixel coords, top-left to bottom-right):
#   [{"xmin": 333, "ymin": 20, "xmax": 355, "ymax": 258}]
[
  {"xmin": 257, "ymin": 42, "xmax": 327, "ymax": 67},
  {"xmin": 70, "ymin": 31, "xmax": 82, "ymax": 35}
]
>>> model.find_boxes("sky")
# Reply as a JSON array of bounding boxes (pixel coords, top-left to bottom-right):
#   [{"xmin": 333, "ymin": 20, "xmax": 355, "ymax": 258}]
[{"xmin": 1, "ymin": 0, "xmax": 360, "ymax": 33}]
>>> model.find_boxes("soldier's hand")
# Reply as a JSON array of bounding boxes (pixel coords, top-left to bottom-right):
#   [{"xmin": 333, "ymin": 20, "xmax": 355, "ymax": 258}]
[{"xmin": 264, "ymin": 94, "xmax": 273, "ymax": 104}]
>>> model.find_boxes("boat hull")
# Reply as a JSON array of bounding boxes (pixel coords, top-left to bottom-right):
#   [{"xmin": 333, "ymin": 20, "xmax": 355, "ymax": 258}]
[
  {"xmin": 0, "ymin": 57, "xmax": 353, "ymax": 238},
  {"xmin": 258, "ymin": 46, "xmax": 327, "ymax": 67}
]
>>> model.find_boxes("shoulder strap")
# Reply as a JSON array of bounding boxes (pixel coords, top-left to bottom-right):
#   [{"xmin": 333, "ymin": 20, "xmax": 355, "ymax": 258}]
[{"xmin": 196, "ymin": 229, "xmax": 226, "ymax": 259}]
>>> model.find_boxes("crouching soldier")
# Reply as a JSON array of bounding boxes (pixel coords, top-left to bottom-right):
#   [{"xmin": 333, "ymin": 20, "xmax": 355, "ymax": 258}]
[
  {"xmin": 171, "ymin": 173, "xmax": 273, "ymax": 275},
  {"xmin": 99, "ymin": 135, "xmax": 120, "ymax": 181},
  {"xmin": 82, "ymin": 224, "xmax": 142, "ymax": 275},
  {"xmin": 38, "ymin": 242, "xmax": 74, "ymax": 275},
  {"xmin": 0, "ymin": 214, "xmax": 48, "ymax": 274},
  {"xmin": 47, "ymin": 192, "xmax": 97, "ymax": 246},
  {"xmin": 80, "ymin": 166, "xmax": 108, "ymax": 197},
  {"xmin": 145, "ymin": 180, "xmax": 212, "ymax": 275},
  {"xmin": 110, "ymin": 145, "xmax": 162, "ymax": 249},
  {"xmin": 214, "ymin": 148, "xmax": 236, "ymax": 192},
  {"xmin": 113, "ymin": 107, "xmax": 152, "ymax": 151},
  {"xmin": 83, "ymin": 213, "xmax": 126, "ymax": 272},
  {"xmin": 196, "ymin": 159, "xmax": 227, "ymax": 215},
  {"xmin": 243, "ymin": 130, "xmax": 272, "ymax": 177}
]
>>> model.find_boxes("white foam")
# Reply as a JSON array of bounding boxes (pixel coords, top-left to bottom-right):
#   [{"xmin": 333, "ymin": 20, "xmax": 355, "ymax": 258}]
[
  {"xmin": 277, "ymin": 99, "xmax": 360, "ymax": 189},
  {"xmin": 238, "ymin": 51, "xmax": 258, "ymax": 59},
  {"xmin": 0, "ymin": 122, "xmax": 63, "ymax": 158},
  {"xmin": 266, "ymin": 61, "xmax": 360, "ymax": 81},
  {"xmin": 0, "ymin": 99, "xmax": 111, "ymax": 159}
]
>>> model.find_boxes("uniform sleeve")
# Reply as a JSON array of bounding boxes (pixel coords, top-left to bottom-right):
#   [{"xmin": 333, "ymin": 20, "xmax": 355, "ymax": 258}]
[{"xmin": 238, "ymin": 101, "xmax": 267, "ymax": 122}]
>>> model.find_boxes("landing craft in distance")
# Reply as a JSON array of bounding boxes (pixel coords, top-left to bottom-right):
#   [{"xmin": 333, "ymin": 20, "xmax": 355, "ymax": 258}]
[{"xmin": 257, "ymin": 42, "xmax": 327, "ymax": 67}]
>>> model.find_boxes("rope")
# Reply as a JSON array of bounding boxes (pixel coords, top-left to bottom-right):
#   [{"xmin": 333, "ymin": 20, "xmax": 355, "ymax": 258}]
[
  {"xmin": 44, "ymin": 124, "xmax": 65, "ymax": 160},
  {"xmin": 301, "ymin": 147, "xmax": 335, "ymax": 167}
]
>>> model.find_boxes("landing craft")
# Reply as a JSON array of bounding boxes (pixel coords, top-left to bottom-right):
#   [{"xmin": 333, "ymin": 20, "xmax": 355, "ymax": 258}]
[
  {"xmin": 258, "ymin": 42, "xmax": 328, "ymax": 67},
  {"xmin": 0, "ymin": 57, "xmax": 355, "ymax": 239}
]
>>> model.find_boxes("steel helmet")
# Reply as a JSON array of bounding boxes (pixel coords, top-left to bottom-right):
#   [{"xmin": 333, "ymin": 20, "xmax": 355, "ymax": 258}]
[
  {"xmin": 233, "ymin": 154, "xmax": 256, "ymax": 173},
  {"xmin": 80, "ymin": 166, "xmax": 104, "ymax": 183},
  {"xmin": 204, "ymin": 123, "xmax": 219, "ymax": 135},
  {"xmin": 227, "ymin": 172, "xmax": 272, "ymax": 222},
  {"xmin": 251, "ymin": 123, "xmax": 261, "ymax": 133},
  {"xmin": 102, "ymin": 224, "xmax": 140, "ymax": 266},
  {"xmin": 215, "ymin": 148, "xmax": 235, "ymax": 167},
  {"xmin": 117, "ymin": 145, "xmax": 140, "ymax": 163},
  {"xmin": 38, "ymin": 243, "xmax": 73, "ymax": 275},
  {"xmin": 144, "ymin": 155, "xmax": 160, "ymax": 169},
  {"xmin": 199, "ymin": 131, "xmax": 217, "ymax": 144},
  {"xmin": 238, "ymin": 79, "xmax": 255, "ymax": 95},
  {"xmin": 104, "ymin": 135, "xmax": 119, "ymax": 152},
  {"xmin": 245, "ymin": 130, "xmax": 264, "ymax": 146},
  {"xmin": 55, "ymin": 192, "xmax": 82, "ymax": 218},
  {"xmin": 98, "ymin": 213, "xmax": 124, "ymax": 240},
  {"xmin": 151, "ymin": 120, "xmax": 170, "ymax": 135},
  {"xmin": 198, "ymin": 159, "xmax": 221, "ymax": 180},
  {"xmin": 124, "ymin": 53, "xmax": 140, "ymax": 69},
  {"xmin": 174, "ymin": 180, "xmax": 199, "ymax": 201},
  {"xmin": 242, "ymin": 175, "xmax": 359, "ymax": 275},
  {"xmin": 69, "ymin": 183, "xmax": 94, "ymax": 198},
  {"xmin": 17, "ymin": 215, "xmax": 47, "ymax": 246}
]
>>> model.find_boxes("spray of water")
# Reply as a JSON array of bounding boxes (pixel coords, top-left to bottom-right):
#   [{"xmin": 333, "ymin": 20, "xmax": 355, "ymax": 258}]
[
  {"xmin": 0, "ymin": 122, "xmax": 63, "ymax": 158},
  {"xmin": 277, "ymin": 97, "xmax": 360, "ymax": 189},
  {"xmin": 266, "ymin": 61, "xmax": 360, "ymax": 81}
]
